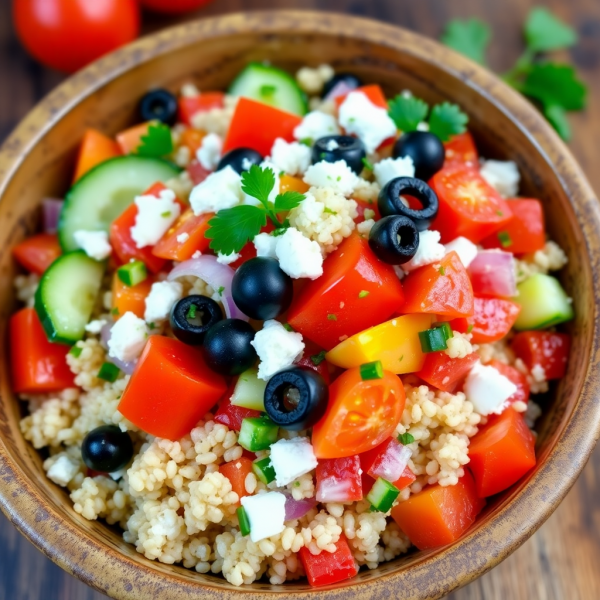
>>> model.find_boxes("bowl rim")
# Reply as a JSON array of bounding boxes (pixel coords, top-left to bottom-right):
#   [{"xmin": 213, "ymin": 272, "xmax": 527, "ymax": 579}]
[{"xmin": 1, "ymin": 9, "xmax": 600, "ymax": 600}]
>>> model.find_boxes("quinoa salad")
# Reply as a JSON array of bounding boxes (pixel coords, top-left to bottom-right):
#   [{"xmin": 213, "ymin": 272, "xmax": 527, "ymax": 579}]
[{"xmin": 10, "ymin": 63, "xmax": 573, "ymax": 587}]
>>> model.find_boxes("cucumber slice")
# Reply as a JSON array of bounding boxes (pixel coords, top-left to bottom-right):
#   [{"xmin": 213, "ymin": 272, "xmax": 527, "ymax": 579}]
[
  {"xmin": 238, "ymin": 417, "xmax": 279, "ymax": 452},
  {"xmin": 34, "ymin": 251, "xmax": 105, "ymax": 344},
  {"xmin": 366, "ymin": 477, "xmax": 400, "ymax": 513},
  {"xmin": 229, "ymin": 63, "xmax": 308, "ymax": 116},
  {"xmin": 59, "ymin": 156, "xmax": 180, "ymax": 252},
  {"xmin": 231, "ymin": 368, "xmax": 267, "ymax": 411},
  {"xmin": 514, "ymin": 273, "xmax": 574, "ymax": 330}
]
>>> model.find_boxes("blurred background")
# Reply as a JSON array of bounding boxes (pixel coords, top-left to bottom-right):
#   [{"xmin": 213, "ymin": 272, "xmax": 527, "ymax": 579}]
[{"xmin": 1, "ymin": 0, "xmax": 599, "ymax": 599}]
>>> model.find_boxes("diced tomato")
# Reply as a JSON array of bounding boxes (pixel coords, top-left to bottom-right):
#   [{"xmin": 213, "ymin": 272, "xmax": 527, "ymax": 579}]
[
  {"xmin": 178, "ymin": 92, "xmax": 225, "ymax": 126},
  {"xmin": 9, "ymin": 308, "xmax": 76, "ymax": 394},
  {"xmin": 391, "ymin": 472, "xmax": 485, "ymax": 550},
  {"xmin": 299, "ymin": 535, "xmax": 358, "ymax": 587},
  {"xmin": 488, "ymin": 360, "xmax": 530, "ymax": 405},
  {"xmin": 447, "ymin": 316, "xmax": 470, "ymax": 334},
  {"xmin": 73, "ymin": 128, "xmax": 121, "ymax": 182},
  {"xmin": 481, "ymin": 199, "xmax": 546, "ymax": 255},
  {"xmin": 444, "ymin": 132, "xmax": 479, "ymax": 168},
  {"xmin": 287, "ymin": 234, "xmax": 405, "ymax": 350},
  {"xmin": 12, "ymin": 233, "xmax": 62, "ymax": 275},
  {"xmin": 401, "ymin": 251, "xmax": 474, "ymax": 318},
  {"xmin": 152, "ymin": 209, "xmax": 213, "ymax": 262},
  {"xmin": 359, "ymin": 439, "xmax": 416, "ymax": 490},
  {"xmin": 214, "ymin": 383, "xmax": 261, "ymax": 432},
  {"xmin": 469, "ymin": 297, "xmax": 521, "ymax": 344},
  {"xmin": 334, "ymin": 84, "xmax": 388, "ymax": 110},
  {"xmin": 468, "ymin": 407, "xmax": 536, "ymax": 497},
  {"xmin": 430, "ymin": 164, "xmax": 513, "ymax": 243},
  {"xmin": 312, "ymin": 367, "xmax": 405, "ymax": 459},
  {"xmin": 353, "ymin": 198, "xmax": 381, "ymax": 223},
  {"xmin": 112, "ymin": 273, "xmax": 154, "ymax": 320},
  {"xmin": 219, "ymin": 457, "xmax": 254, "ymax": 503},
  {"xmin": 187, "ymin": 159, "xmax": 212, "ymax": 186},
  {"xmin": 394, "ymin": 465, "xmax": 417, "ymax": 490},
  {"xmin": 417, "ymin": 351, "xmax": 479, "ymax": 392},
  {"xmin": 118, "ymin": 336, "xmax": 227, "ymax": 440},
  {"xmin": 511, "ymin": 331, "xmax": 570, "ymax": 380},
  {"xmin": 280, "ymin": 175, "xmax": 310, "ymax": 194},
  {"xmin": 315, "ymin": 456, "xmax": 363, "ymax": 502},
  {"xmin": 115, "ymin": 122, "xmax": 152, "ymax": 155},
  {"xmin": 294, "ymin": 340, "xmax": 331, "ymax": 385},
  {"xmin": 179, "ymin": 128, "xmax": 206, "ymax": 155},
  {"xmin": 222, "ymin": 97, "xmax": 302, "ymax": 157}
]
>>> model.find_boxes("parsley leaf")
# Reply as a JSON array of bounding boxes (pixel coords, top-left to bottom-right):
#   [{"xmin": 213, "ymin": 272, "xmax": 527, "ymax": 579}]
[
  {"xmin": 428, "ymin": 102, "xmax": 468, "ymax": 141},
  {"xmin": 388, "ymin": 95, "xmax": 429, "ymax": 132},
  {"xmin": 241, "ymin": 164, "xmax": 276, "ymax": 209},
  {"xmin": 274, "ymin": 191, "xmax": 305, "ymax": 213},
  {"xmin": 519, "ymin": 63, "xmax": 587, "ymax": 111},
  {"xmin": 525, "ymin": 7, "xmax": 578, "ymax": 53},
  {"xmin": 544, "ymin": 105, "xmax": 571, "ymax": 141},
  {"xmin": 441, "ymin": 18, "xmax": 491, "ymax": 65},
  {"xmin": 398, "ymin": 432, "xmax": 415, "ymax": 445},
  {"xmin": 136, "ymin": 122, "xmax": 173, "ymax": 157},
  {"xmin": 206, "ymin": 205, "xmax": 267, "ymax": 255}
]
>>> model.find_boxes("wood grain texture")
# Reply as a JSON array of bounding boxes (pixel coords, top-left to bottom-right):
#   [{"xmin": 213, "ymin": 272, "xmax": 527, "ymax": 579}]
[{"xmin": 0, "ymin": 0, "xmax": 599, "ymax": 598}]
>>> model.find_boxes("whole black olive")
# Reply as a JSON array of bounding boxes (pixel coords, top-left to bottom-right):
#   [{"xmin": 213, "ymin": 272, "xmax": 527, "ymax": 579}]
[
  {"xmin": 170, "ymin": 295, "xmax": 223, "ymax": 346},
  {"xmin": 217, "ymin": 148, "xmax": 263, "ymax": 175},
  {"xmin": 139, "ymin": 89, "xmax": 178, "ymax": 126},
  {"xmin": 368, "ymin": 215, "xmax": 420, "ymax": 265},
  {"xmin": 322, "ymin": 73, "xmax": 363, "ymax": 98},
  {"xmin": 393, "ymin": 131, "xmax": 445, "ymax": 181},
  {"xmin": 81, "ymin": 426, "xmax": 134, "ymax": 473},
  {"xmin": 203, "ymin": 319, "xmax": 258, "ymax": 376},
  {"xmin": 312, "ymin": 135, "xmax": 366, "ymax": 175},
  {"xmin": 263, "ymin": 367, "xmax": 329, "ymax": 430},
  {"xmin": 378, "ymin": 176, "xmax": 439, "ymax": 231},
  {"xmin": 232, "ymin": 257, "xmax": 294, "ymax": 321}
]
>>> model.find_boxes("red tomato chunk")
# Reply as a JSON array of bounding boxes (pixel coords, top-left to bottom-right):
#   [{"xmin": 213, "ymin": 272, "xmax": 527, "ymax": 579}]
[
  {"xmin": 299, "ymin": 535, "xmax": 358, "ymax": 587},
  {"xmin": 315, "ymin": 456, "xmax": 363, "ymax": 503},
  {"xmin": 417, "ymin": 351, "xmax": 479, "ymax": 392},
  {"xmin": 214, "ymin": 383, "xmax": 261, "ymax": 432},
  {"xmin": 178, "ymin": 91, "xmax": 225, "ymax": 126},
  {"xmin": 488, "ymin": 360, "xmax": 530, "ymax": 406},
  {"xmin": 443, "ymin": 132, "xmax": 479, "ymax": 168},
  {"xmin": 12, "ymin": 233, "xmax": 62, "ymax": 275},
  {"xmin": 219, "ymin": 457, "xmax": 254, "ymax": 504},
  {"xmin": 469, "ymin": 297, "xmax": 521, "ymax": 344},
  {"xmin": 511, "ymin": 331, "xmax": 570, "ymax": 380}
]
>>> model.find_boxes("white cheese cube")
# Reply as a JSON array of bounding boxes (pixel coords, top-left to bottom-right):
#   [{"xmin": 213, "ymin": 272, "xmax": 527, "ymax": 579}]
[
  {"xmin": 251, "ymin": 320, "xmax": 305, "ymax": 381},
  {"xmin": 270, "ymin": 138, "xmax": 312, "ymax": 176},
  {"xmin": 73, "ymin": 230, "xmax": 112, "ymax": 261},
  {"xmin": 196, "ymin": 132, "xmax": 223, "ymax": 171},
  {"xmin": 303, "ymin": 160, "xmax": 358, "ymax": 196},
  {"xmin": 402, "ymin": 230, "xmax": 446, "ymax": 272},
  {"xmin": 130, "ymin": 188, "xmax": 181, "ymax": 248},
  {"xmin": 190, "ymin": 165, "xmax": 243, "ymax": 215},
  {"xmin": 144, "ymin": 281, "xmax": 183, "ymax": 323},
  {"xmin": 47, "ymin": 455, "xmax": 79, "ymax": 487},
  {"xmin": 373, "ymin": 156, "xmax": 415, "ymax": 187},
  {"xmin": 240, "ymin": 492, "xmax": 287, "ymax": 542},
  {"xmin": 293, "ymin": 111, "xmax": 341, "ymax": 141},
  {"xmin": 253, "ymin": 232, "xmax": 278, "ymax": 258},
  {"xmin": 464, "ymin": 361, "xmax": 518, "ymax": 416},
  {"xmin": 480, "ymin": 159, "xmax": 520, "ymax": 197},
  {"xmin": 108, "ymin": 311, "xmax": 150, "ymax": 362},
  {"xmin": 269, "ymin": 437, "xmax": 318, "ymax": 486},
  {"xmin": 275, "ymin": 227, "xmax": 324, "ymax": 280},
  {"xmin": 444, "ymin": 236, "xmax": 478, "ymax": 268}
]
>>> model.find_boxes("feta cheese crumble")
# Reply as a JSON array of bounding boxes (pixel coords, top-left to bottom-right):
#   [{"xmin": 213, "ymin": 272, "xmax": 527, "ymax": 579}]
[
  {"xmin": 275, "ymin": 227, "xmax": 324, "ymax": 279},
  {"xmin": 293, "ymin": 111, "xmax": 341, "ymax": 141},
  {"xmin": 107, "ymin": 311, "xmax": 150, "ymax": 363},
  {"xmin": 240, "ymin": 492, "xmax": 286, "ymax": 542},
  {"xmin": 464, "ymin": 361, "xmax": 518, "ymax": 416},
  {"xmin": 196, "ymin": 132, "xmax": 223, "ymax": 171},
  {"xmin": 144, "ymin": 281, "xmax": 183, "ymax": 323},
  {"xmin": 444, "ymin": 237, "xmax": 478, "ymax": 268},
  {"xmin": 216, "ymin": 252, "xmax": 240, "ymax": 265},
  {"xmin": 325, "ymin": 139, "xmax": 339, "ymax": 151},
  {"xmin": 176, "ymin": 232, "xmax": 190, "ymax": 243},
  {"xmin": 373, "ymin": 156, "xmax": 415, "ymax": 187},
  {"xmin": 190, "ymin": 165, "xmax": 243, "ymax": 215},
  {"xmin": 73, "ymin": 230, "xmax": 112, "ymax": 261},
  {"xmin": 85, "ymin": 319, "xmax": 107, "ymax": 334},
  {"xmin": 47, "ymin": 454, "xmax": 79, "ymax": 487},
  {"xmin": 269, "ymin": 138, "xmax": 311, "ymax": 176},
  {"xmin": 253, "ymin": 232, "xmax": 278, "ymax": 258},
  {"xmin": 251, "ymin": 320, "xmax": 305, "ymax": 380},
  {"xmin": 303, "ymin": 160, "xmax": 359, "ymax": 196},
  {"xmin": 480, "ymin": 159, "xmax": 520, "ymax": 197},
  {"xmin": 269, "ymin": 437, "xmax": 318, "ymax": 486},
  {"xmin": 131, "ymin": 188, "xmax": 181, "ymax": 248},
  {"xmin": 402, "ymin": 230, "xmax": 445, "ymax": 272}
]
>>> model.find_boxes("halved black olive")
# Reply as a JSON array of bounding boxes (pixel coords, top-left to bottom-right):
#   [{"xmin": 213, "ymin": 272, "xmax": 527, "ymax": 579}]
[
  {"xmin": 217, "ymin": 147, "xmax": 263, "ymax": 174},
  {"xmin": 170, "ymin": 295, "xmax": 223, "ymax": 346},
  {"xmin": 139, "ymin": 89, "xmax": 178, "ymax": 126},
  {"xmin": 312, "ymin": 135, "xmax": 366, "ymax": 174},
  {"xmin": 368, "ymin": 215, "xmax": 420, "ymax": 265}
]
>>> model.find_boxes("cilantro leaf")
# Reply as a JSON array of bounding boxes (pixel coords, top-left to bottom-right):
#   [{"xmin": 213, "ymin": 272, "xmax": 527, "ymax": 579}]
[
  {"xmin": 136, "ymin": 122, "xmax": 173, "ymax": 157},
  {"xmin": 241, "ymin": 165, "xmax": 276, "ymax": 209},
  {"xmin": 544, "ymin": 105, "xmax": 572, "ymax": 141},
  {"xmin": 205, "ymin": 205, "xmax": 267, "ymax": 255},
  {"xmin": 519, "ymin": 63, "xmax": 587, "ymax": 111},
  {"xmin": 274, "ymin": 191, "xmax": 305, "ymax": 213},
  {"xmin": 388, "ymin": 95, "xmax": 429, "ymax": 132},
  {"xmin": 441, "ymin": 18, "xmax": 491, "ymax": 65},
  {"xmin": 398, "ymin": 432, "xmax": 415, "ymax": 445},
  {"xmin": 525, "ymin": 7, "xmax": 577, "ymax": 53},
  {"xmin": 428, "ymin": 103, "xmax": 469, "ymax": 141}
]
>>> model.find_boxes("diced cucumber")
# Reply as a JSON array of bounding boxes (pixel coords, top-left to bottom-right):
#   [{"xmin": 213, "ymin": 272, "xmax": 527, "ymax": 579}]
[
  {"xmin": 238, "ymin": 417, "xmax": 279, "ymax": 452},
  {"xmin": 98, "ymin": 362, "xmax": 120, "ymax": 383},
  {"xmin": 34, "ymin": 251, "xmax": 105, "ymax": 344},
  {"xmin": 231, "ymin": 368, "xmax": 267, "ymax": 411},
  {"xmin": 252, "ymin": 457, "xmax": 276, "ymax": 484},
  {"xmin": 366, "ymin": 477, "xmax": 400, "ymax": 513},
  {"xmin": 59, "ymin": 156, "xmax": 180, "ymax": 252},
  {"xmin": 514, "ymin": 273, "xmax": 574, "ymax": 330},
  {"xmin": 229, "ymin": 63, "xmax": 308, "ymax": 116},
  {"xmin": 117, "ymin": 260, "xmax": 148, "ymax": 287}
]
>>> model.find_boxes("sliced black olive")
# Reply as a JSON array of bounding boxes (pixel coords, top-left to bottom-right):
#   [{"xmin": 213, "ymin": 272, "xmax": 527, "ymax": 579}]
[
  {"xmin": 378, "ymin": 176, "xmax": 439, "ymax": 231},
  {"xmin": 139, "ymin": 89, "xmax": 178, "ymax": 126},
  {"xmin": 312, "ymin": 135, "xmax": 366, "ymax": 175},
  {"xmin": 393, "ymin": 131, "xmax": 445, "ymax": 181},
  {"xmin": 217, "ymin": 147, "xmax": 263, "ymax": 175},
  {"xmin": 203, "ymin": 319, "xmax": 257, "ymax": 376},
  {"xmin": 232, "ymin": 257, "xmax": 294, "ymax": 321},
  {"xmin": 368, "ymin": 215, "xmax": 419, "ymax": 265},
  {"xmin": 322, "ymin": 73, "xmax": 363, "ymax": 98},
  {"xmin": 263, "ymin": 367, "xmax": 329, "ymax": 431},
  {"xmin": 170, "ymin": 295, "xmax": 223, "ymax": 346},
  {"xmin": 81, "ymin": 426, "xmax": 134, "ymax": 473}
]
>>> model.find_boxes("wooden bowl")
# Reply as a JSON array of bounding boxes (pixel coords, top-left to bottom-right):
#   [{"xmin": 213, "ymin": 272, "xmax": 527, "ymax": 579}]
[{"xmin": 1, "ymin": 10, "xmax": 599, "ymax": 600}]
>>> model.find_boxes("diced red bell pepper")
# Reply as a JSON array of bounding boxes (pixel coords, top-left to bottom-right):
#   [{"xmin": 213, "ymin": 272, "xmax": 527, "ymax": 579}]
[
  {"xmin": 315, "ymin": 456, "xmax": 363, "ymax": 503},
  {"xmin": 391, "ymin": 472, "xmax": 485, "ymax": 550},
  {"xmin": 417, "ymin": 351, "xmax": 479, "ymax": 392},
  {"xmin": 334, "ymin": 84, "xmax": 388, "ymax": 110},
  {"xmin": 222, "ymin": 97, "xmax": 302, "ymax": 157},
  {"xmin": 287, "ymin": 234, "xmax": 405, "ymax": 350},
  {"xmin": 468, "ymin": 407, "xmax": 536, "ymax": 497},
  {"xmin": 118, "ymin": 336, "xmax": 227, "ymax": 440},
  {"xmin": 152, "ymin": 209, "xmax": 213, "ymax": 262},
  {"xmin": 178, "ymin": 92, "xmax": 225, "ymax": 127},
  {"xmin": 214, "ymin": 383, "xmax": 261, "ymax": 432},
  {"xmin": 469, "ymin": 297, "xmax": 521, "ymax": 344},
  {"xmin": 443, "ymin": 132, "xmax": 479, "ymax": 168},
  {"xmin": 219, "ymin": 457, "xmax": 254, "ymax": 503},
  {"xmin": 12, "ymin": 233, "xmax": 62, "ymax": 275},
  {"xmin": 10, "ymin": 308, "xmax": 76, "ymax": 394},
  {"xmin": 187, "ymin": 159, "xmax": 212, "ymax": 186},
  {"xmin": 401, "ymin": 251, "xmax": 474, "ymax": 318},
  {"xmin": 511, "ymin": 331, "xmax": 570, "ymax": 380},
  {"xmin": 299, "ymin": 535, "xmax": 358, "ymax": 587},
  {"xmin": 488, "ymin": 360, "xmax": 530, "ymax": 405}
]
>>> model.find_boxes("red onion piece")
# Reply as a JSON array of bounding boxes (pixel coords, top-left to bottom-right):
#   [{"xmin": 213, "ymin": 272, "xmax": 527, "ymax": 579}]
[
  {"xmin": 468, "ymin": 250, "xmax": 517, "ymax": 298},
  {"xmin": 324, "ymin": 80, "xmax": 358, "ymax": 102},
  {"xmin": 42, "ymin": 198, "xmax": 63, "ymax": 234},
  {"xmin": 100, "ymin": 322, "xmax": 137, "ymax": 375},
  {"xmin": 316, "ymin": 478, "xmax": 356, "ymax": 503},
  {"xmin": 369, "ymin": 439, "xmax": 412, "ymax": 483},
  {"xmin": 284, "ymin": 494, "xmax": 317, "ymax": 521},
  {"xmin": 168, "ymin": 255, "xmax": 249, "ymax": 321}
]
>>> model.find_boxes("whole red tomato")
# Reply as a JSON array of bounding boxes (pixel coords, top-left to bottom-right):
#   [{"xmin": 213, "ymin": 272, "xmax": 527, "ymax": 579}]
[
  {"xmin": 140, "ymin": 0, "xmax": 213, "ymax": 13},
  {"xmin": 13, "ymin": 0, "xmax": 140, "ymax": 73}
]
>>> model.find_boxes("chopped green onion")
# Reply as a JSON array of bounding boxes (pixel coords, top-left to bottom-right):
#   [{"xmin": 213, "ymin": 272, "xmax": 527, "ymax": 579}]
[
  {"xmin": 323, "ymin": 207, "xmax": 338, "ymax": 215},
  {"xmin": 97, "ymin": 362, "xmax": 120, "ymax": 383},
  {"xmin": 160, "ymin": 211, "xmax": 171, "ymax": 218},
  {"xmin": 360, "ymin": 360, "xmax": 384, "ymax": 381},
  {"xmin": 237, "ymin": 506, "xmax": 251, "ymax": 536},
  {"xmin": 497, "ymin": 231, "xmax": 513, "ymax": 248},
  {"xmin": 217, "ymin": 286, "xmax": 225, "ymax": 296},
  {"xmin": 366, "ymin": 477, "xmax": 400, "ymax": 512},
  {"xmin": 252, "ymin": 457, "xmax": 276, "ymax": 484},
  {"xmin": 327, "ymin": 314, "xmax": 337, "ymax": 321},
  {"xmin": 282, "ymin": 323, "xmax": 294, "ymax": 332},
  {"xmin": 111, "ymin": 307, "xmax": 120, "ymax": 316},
  {"xmin": 439, "ymin": 266, "xmax": 446, "ymax": 275},
  {"xmin": 148, "ymin": 322, "xmax": 156, "ymax": 330},
  {"xmin": 467, "ymin": 324, "xmax": 474, "ymax": 334},
  {"xmin": 69, "ymin": 346, "xmax": 83, "ymax": 358},
  {"xmin": 238, "ymin": 417, "xmax": 279, "ymax": 452},
  {"xmin": 496, "ymin": 210, "xmax": 504, "ymax": 216},
  {"xmin": 299, "ymin": 137, "xmax": 313, "ymax": 147},
  {"xmin": 418, "ymin": 327, "xmax": 448, "ymax": 353},
  {"xmin": 398, "ymin": 432, "xmax": 415, "ymax": 445},
  {"xmin": 361, "ymin": 157, "xmax": 374, "ymax": 170},
  {"xmin": 358, "ymin": 290, "xmax": 370, "ymax": 298},
  {"xmin": 433, "ymin": 321, "xmax": 454, "ymax": 341},
  {"xmin": 117, "ymin": 260, "xmax": 148, "ymax": 287},
  {"xmin": 311, "ymin": 351, "xmax": 327, "ymax": 366},
  {"xmin": 187, "ymin": 304, "xmax": 198, "ymax": 320}
]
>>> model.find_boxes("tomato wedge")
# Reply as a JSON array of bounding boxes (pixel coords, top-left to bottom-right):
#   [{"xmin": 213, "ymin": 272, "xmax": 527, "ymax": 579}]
[
  {"xmin": 443, "ymin": 132, "xmax": 479, "ymax": 168},
  {"xmin": 312, "ymin": 366, "xmax": 405, "ymax": 459},
  {"xmin": 488, "ymin": 360, "xmax": 530, "ymax": 406},
  {"xmin": 152, "ymin": 209, "xmax": 213, "ymax": 262},
  {"xmin": 469, "ymin": 297, "xmax": 521, "ymax": 344},
  {"xmin": 417, "ymin": 351, "xmax": 479, "ymax": 392},
  {"xmin": 12, "ymin": 233, "xmax": 62, "ymax": 275},
  {"xmin": 73, "ymin": 128, "xmax": 121, "ymax": 182},
  {"xmin": 511, "ymin": 331, "xmax": 570, "ymax": 380},
  {"xmin": 219, "ymin": 457, "xmax": 254, "ymax": 504},
  {"xmin": 178, "ymin": 92, "xmax": 225, "ymax": 126}
]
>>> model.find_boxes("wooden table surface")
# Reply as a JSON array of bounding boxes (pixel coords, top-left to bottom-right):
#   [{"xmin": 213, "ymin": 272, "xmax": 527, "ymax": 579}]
[{"xmin": 1, "ymin": 0, "xmax": 600, "ymax": 598}]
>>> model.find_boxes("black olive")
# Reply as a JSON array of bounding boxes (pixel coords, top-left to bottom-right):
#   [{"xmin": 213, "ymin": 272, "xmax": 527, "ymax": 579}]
[
  {"xmin": 263, "ymin": 367, "xmax": 329, "ymax": 430},
  {"xmin": 170, "ymin": 295, "xmax": 223, "ymax": 346},
  {"xmin": 312, "ymin": 135, "xmax": 366, "ymax": 175},
  {"xmin": 378, "ymin": 177, "xmax": 439, "ymax": 231},
  {"xmin": 232, "ymin": 257, "xmax": 294, "ymax": 321},
  {"xmin": 81, "ymin": 425, "xmax": 134, "ymax": 473},
  {"xmin": 139, "ymin": 89, "xmax": 178, "ymax": 126},
  {"xmin": 203, "ymin": 319, "xmax": 257, "ymax": 376},
  {"xmin": 322, "ymin": 73, "xmax": 363, "ymax": 98},
  {"xmin": 368, "ymin": 215, "xmax": 419, "ymax": 265},
  {"xmin": 393, "ymin": 131, "xmax": 445, "ymax": 181},
  {"xmin": 217, "ymin": 147, "xmax": 263, "ymax": 175}
]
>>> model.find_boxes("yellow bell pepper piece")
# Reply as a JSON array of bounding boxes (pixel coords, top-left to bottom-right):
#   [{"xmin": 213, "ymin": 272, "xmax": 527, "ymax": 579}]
[{"xmin": 326, "ymin": 314, "xmax": 435, "ymax": 374}]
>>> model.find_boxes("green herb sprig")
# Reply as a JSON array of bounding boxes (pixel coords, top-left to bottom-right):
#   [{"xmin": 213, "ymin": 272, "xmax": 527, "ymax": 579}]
[{"xmin": 136, "ymin": 122, "xmax": 174, "ymax": 157}]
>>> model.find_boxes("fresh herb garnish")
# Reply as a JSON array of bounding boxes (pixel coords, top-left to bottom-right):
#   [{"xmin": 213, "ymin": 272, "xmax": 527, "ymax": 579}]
[
  {"xmin": 187, "ymin": 304, "xmax": 198, "ymax": 319},
  {"xmin": 497, "ymin": 231, "xmax": 513, "ymax": 248},
  {"xmin": 311, "ymin": 350, "xmax": 327, "ymax": 366},
  {"xmin": 260, "ymin": 84, "xmax": 277, "ymax": 99},
  {"xmin": 327, "ymin": 314, "xmax": 337, "ymax": 321},
  {"xmin": 361, "ymin": 157, "xmax": 374, "ymax": 171},
  {"xmin": 111, "ymin": 307, "xmax": 120, "ymax": 316},
  {"xmin": 136, "ymin": 122, "xmax": 174, "ymax": 157},
  {"xmin": 69, "ymin": 346, "xmax": 83, "ymax": 358},
  {"xmin": 441, "ymin": 18, "xmax": 491, "ymax": 65},
  {"xmin": 148, "ymin": 322, "xmax": 156, "ymax": 330},
  {"xmin": 160, "ymin": 211, "xmax": 171, "ymax": 218},
  {"xmin": 358, "ymin": 290, "xmax": 370, "ymax": 298},
  {"xmin": 439, "ymin": 266, "xmax": 446, "ymax": 275},
  {"xmin": 323, "ymin": 207, "xmax": 338, "ymax": 215},
  {"xmin": 388, "ymin": 95, "xmax": 429, "ymax": 133},
  {"xmin": 467, "ymin": 324, "xmax": 474, "ymax": 334},
  {"xmin": 283, "ymin": 323, "xmax": 294, "ymax": 332},
  {"xmin": 398, "ymin": 432, "xmax": 415, "ymax": 445},
  {"xmin": 217, "ymin": 286, "xmax": 225, "ymax": 296}
]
